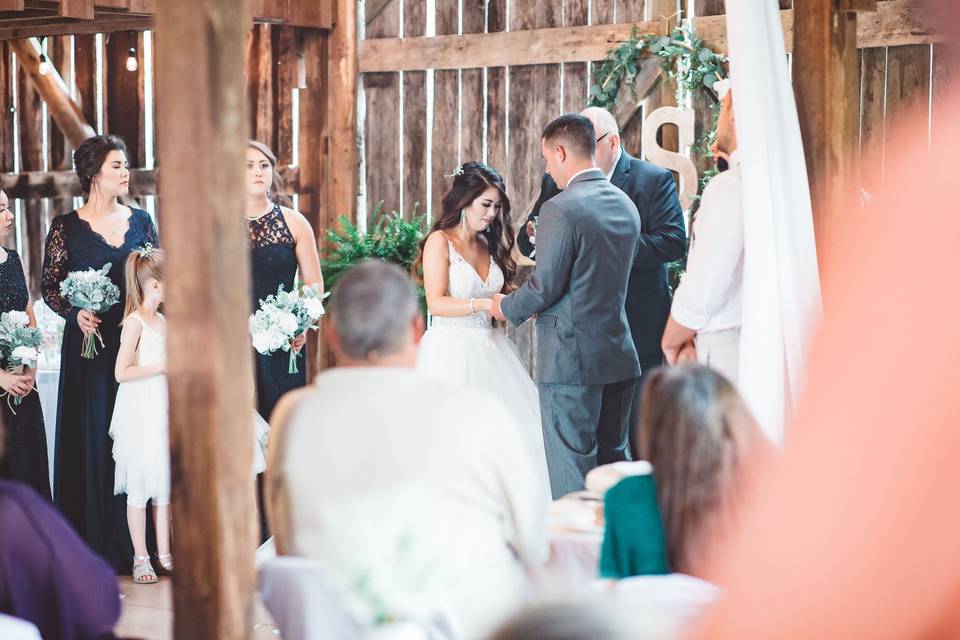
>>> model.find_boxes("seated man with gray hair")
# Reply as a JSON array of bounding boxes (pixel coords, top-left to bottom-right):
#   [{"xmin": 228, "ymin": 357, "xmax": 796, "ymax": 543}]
[{"xmin": 266, "ymin": 260, "xmax": 548, "ymax": 640}]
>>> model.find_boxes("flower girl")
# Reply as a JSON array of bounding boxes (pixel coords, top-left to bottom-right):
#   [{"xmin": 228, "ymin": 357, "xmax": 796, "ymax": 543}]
[{"xmin": 110, "ymin": 245, "xmax": 171, "ymax": 584}]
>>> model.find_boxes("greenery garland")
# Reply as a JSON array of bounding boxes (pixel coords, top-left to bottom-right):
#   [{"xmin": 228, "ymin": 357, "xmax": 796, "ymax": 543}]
[{"xmin": 589, "ymin": 21, "xmax": 727, "ymax": 188}]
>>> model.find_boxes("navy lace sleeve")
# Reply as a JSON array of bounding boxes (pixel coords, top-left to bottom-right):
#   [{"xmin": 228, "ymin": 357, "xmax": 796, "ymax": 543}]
[
  {"xmin": 144, "ymin": 212, "xmax": 159, "ymax": 246},
  {"xmin": 40, "ymin": 216, "xmax": 79, "ymax": 326}
]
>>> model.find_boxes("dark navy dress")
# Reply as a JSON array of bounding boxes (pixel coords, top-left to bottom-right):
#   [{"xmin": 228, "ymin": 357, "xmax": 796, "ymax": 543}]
[
  {"xmin": 0, "ymin": 249, "xmax": 50, "ymax": 500},
  {"xmin": 248, "ymin": 204, "xmax": 306, "ymax": 420},
  {"xmin": 41, "ymin": 208, "xmax": 158, "ymax": 571}
]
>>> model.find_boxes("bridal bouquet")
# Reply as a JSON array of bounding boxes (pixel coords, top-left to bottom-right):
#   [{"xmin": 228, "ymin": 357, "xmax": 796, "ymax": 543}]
[
  {"xmin": 248, "ymin": 283, "xmax": 329, "ymax": 374},
  {"xmin": 59, "ymin": 263, "xmax": 121, "ymax": 359},
  {"xmin": 0, "ymin": 311, "xmax": 42, "ymax": 408}
]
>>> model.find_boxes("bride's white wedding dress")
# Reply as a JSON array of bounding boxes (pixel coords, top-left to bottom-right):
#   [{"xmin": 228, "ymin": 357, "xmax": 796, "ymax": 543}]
[{"xmin": 417, "ymin": 239, "xmax": 551, "ymax": 499}]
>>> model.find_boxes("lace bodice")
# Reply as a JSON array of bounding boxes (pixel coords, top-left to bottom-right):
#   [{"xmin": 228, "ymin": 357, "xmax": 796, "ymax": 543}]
[
  {"xmin": 431, "ymin": 240, "xmax": 504, "ymax": 330},
  {"xmin": 41, "ymin": 209, "xmax": 159, "ymax": 323},
  {"xmin": 0, "ymin": 249, "xmax": 28, "ymax": 315},
  {"xmin": 248, "ymin": 204, "xmax": 298, "ymax": 304},
  {"xmin": 128, "ymin": 313, "xmax": 166, "ymax": 367}
]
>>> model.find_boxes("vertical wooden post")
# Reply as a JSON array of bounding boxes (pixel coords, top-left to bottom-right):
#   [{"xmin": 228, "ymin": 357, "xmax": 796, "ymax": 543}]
[
  {"xmin": 303, "ymin": 0, "xmax": 357, "ymax": 372},
  {"xmin": 792, "ymin": 0, "xmax": 874, "ymax": 253},
  {"xmin": 155, "ymin": 2, "xmax": 257, "ymax": 639}
]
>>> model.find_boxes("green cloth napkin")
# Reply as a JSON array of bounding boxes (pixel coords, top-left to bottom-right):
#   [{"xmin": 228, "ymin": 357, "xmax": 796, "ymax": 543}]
[{"xmin": 599, "ymin": 474, "xmax": 670, "ymax": 578}]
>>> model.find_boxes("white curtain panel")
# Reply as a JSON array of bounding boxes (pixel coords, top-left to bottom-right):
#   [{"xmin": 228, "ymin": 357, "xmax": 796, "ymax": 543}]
[{"xmin": 725, "ymin": 0, "xmax": 823, "ymax": 442}]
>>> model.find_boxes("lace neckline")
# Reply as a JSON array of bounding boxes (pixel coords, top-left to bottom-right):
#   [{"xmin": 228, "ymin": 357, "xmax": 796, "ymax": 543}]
[
  {"xmin": 75, "ymin": 208, "xmax": 135, "ymax": 250},
  {"xmin": 445, "ymin": 236, "xmax": 493, "ymax": 285},
  {"xmin": 246, "ymin": 201, "xmax": 276, "ymax": 221}
]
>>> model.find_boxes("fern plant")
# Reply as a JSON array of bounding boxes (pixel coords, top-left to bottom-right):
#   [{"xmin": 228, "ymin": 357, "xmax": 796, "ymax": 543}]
[{"xmin": 320, "ymin": 202, "xmax": 428, "ymax": 313}]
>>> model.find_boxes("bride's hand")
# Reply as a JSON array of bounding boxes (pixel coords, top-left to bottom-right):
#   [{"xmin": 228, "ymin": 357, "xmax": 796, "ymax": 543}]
[{"xmin": 475, "ymin": 298, "xmax": 493, "ymax": 312}]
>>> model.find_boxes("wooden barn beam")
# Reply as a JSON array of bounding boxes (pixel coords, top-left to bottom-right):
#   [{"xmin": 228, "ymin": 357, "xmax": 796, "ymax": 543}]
[
  {"xmin": 58, "ymin": 0, "xmax": 94, "ymax": 19},
  {"xmin": 360, "ymin": 3, "xmax": 943, "ymax": 72},
  {"xmin": 0, "ymin": 17, "xmax": 151, "ymax": 40},
  {"xmin": 793, "ymin": 0, "xmax": 875, "ymax": 260},
  {"xmin": 8, "ymin": 37, "xmax": 95, "ymax": 146},
  {"xmin": 0, "ymin": 165, "xmax": 299, "ymax": 200},
  {"xmin": 155, "ymin": 0, "xmax": 257, "ymax": 638}
]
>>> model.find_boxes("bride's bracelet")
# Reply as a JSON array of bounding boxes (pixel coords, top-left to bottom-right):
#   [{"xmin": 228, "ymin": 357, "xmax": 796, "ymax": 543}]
[{"xmin": 469, "ymin": 298, "xmax": 476, "ymax": 314}]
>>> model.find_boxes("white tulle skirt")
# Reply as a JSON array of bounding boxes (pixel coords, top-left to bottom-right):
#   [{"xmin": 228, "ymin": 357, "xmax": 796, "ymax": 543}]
[
  {"xmin": 417, "ymin": 324, "xmax": 551, "ymax": 499},
  {"xmin": 110, "ymin": 374, "xmax": 171, "ymax": 503}
]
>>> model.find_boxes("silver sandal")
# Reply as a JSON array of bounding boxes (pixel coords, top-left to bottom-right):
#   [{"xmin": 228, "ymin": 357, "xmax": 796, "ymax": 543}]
[
  {"xmin": 132, "ymin": 555, "xmax": 158, "ymax": 584},
  {"xmin": 156, "ymin": 553, "xmax": 173, "ymax": 576}
]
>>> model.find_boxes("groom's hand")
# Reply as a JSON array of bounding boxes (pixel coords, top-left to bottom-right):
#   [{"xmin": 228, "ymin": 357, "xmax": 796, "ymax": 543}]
[{"xmin": 491, "ymin": 293, "xmax": 507, "ymax": 322}]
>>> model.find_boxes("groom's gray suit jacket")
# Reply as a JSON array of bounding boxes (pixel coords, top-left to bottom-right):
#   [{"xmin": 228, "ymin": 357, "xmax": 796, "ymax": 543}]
[{"xmin": 501, "ymin": 169, "xmax": 642, "ymax": 386}]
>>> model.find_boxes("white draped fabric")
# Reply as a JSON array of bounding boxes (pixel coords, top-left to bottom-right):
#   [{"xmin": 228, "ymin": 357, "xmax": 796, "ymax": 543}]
[{"xmin": 725, "ymin": 1, "xmax": 823, "ymax": 442}]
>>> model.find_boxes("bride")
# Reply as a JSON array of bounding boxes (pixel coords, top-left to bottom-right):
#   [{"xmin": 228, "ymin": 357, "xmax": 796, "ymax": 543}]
[{"xmin": 413, "ymin": 162, "xmax": 550, "ymax": 498}]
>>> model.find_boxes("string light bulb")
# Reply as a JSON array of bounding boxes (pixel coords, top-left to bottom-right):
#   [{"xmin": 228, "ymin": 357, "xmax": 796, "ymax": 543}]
[
  {"xmin": 38, "ymin": 53, "xmax": 50, "ymax": 76},
  {"xmin": 126, "ymin": 47, "xmax": 138, "ymax": 72}
]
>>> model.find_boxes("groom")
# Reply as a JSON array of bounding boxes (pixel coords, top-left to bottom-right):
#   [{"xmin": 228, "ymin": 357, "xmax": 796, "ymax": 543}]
[{"xmin": 492, "ymin": 113, "xmax": 642, "ymax": 499}]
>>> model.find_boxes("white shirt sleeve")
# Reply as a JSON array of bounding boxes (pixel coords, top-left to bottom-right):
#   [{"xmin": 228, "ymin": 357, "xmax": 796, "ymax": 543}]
[{"xmin": 670, "ymin": 171, "xmax": 744, "ymax": 331}]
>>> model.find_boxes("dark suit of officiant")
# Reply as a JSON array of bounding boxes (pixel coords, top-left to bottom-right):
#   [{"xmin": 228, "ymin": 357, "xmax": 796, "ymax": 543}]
[{"xmin": 518, "ymin": 150, "xmax": 686, "ymax": 451}]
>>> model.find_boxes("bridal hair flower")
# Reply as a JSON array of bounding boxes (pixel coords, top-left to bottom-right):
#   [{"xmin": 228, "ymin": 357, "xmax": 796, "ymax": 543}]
[
  {"xmin": 443, "ymin": 164, "xmax": 465, "ymax": 179},
  {"xmin": 136, "ymin": 243, "xmax": 156, "ymax": 258}
]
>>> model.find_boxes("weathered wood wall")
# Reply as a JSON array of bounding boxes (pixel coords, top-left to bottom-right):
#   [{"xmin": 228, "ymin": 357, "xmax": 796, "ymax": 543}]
[{"xmin": 356, "ymin": 0, "xmax": 952, "ymax": 375}]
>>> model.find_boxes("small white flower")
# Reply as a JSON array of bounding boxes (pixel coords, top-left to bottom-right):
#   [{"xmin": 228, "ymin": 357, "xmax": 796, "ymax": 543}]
[
  {"xmin": 11, "ymin": 346, "xmax": 39, "ymax": 365},
  {"xmin": 4, "ymin": 311, "xmax": 29, "ymax": 327},
  {"xmin": 303, "ymin": 297, "xmax": 325, "ymax": 319}
]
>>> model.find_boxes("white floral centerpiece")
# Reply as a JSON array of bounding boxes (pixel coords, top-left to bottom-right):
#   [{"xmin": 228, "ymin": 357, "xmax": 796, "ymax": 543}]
[
  {"xmin": 59, "ymin": 262, "xmax": 121, "ymax": 359},
  {"xmin": 248, "ymin": 283, "xmax": 329, "ymax": 374},
  {"xmin": 0, "ymin": 310, "xmax": 42, "ymax": 408}
]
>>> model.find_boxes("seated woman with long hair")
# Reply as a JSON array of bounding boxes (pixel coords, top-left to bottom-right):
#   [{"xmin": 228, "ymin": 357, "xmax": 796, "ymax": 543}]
[
  {"xmin": 636, "ymin": 364, "xmax": 769, "ymax": 577},
  {"xmin": 0, "ymin": 417, "xmax": 121, "ymax": 640}
]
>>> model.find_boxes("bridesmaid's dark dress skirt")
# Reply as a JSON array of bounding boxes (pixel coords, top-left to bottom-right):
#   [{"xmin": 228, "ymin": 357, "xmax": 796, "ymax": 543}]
[
  {"xmin": 53, "ymin": 315, "xmax": 135, "ymax": 572},
  {"xmin": 0, "ymin": 391, "xmax": 51, "ymax": 501},
  {"xmin": 254, "ymin": 350, "xmax": 306, "ymax": 421}
]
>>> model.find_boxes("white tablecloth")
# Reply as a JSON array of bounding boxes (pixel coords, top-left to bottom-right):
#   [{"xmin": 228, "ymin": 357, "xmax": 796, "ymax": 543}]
[{"xmin": 35, "ymin": 368, "xmax": 59, "ymax": 492}]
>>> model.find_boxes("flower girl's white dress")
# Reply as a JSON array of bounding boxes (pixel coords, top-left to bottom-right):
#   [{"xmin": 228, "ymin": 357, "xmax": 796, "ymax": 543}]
[
  {"xmin": 110, "ymin": 312, "xmax": 170, "ymax": 502},
  {"xmin": 416, "ymin": 239, "xmax": 550, "ymax": 498},
  {"xmin": 110, "ymin": 313, "xmax": 269, "ymax": 502}
]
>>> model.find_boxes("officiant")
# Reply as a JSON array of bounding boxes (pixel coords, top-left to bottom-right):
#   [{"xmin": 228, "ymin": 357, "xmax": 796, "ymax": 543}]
[
  {"xmin": 517, "ymin": 107, "xmax": 686, "ymax": 447},
  {"xmin": 662, "ymin": 82, "xmax": 742, "ymax": 384}
]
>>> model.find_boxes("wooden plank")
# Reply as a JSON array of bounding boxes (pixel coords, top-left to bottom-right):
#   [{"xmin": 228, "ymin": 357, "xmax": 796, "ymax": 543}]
[
  {"xmin": 0, "ymin": 166, "xmax": 302, "ymax": 200},
  {"xmin": 931, "ymin": 44, "xmax": 953, "ymax": 142},
  {"xmin": 429, "ymin": 0, "xmax": 457, "ymax": 216},
  {"xmin": 360, "ymin": 5, "xmax": 945, "ymax": 72},
  {"xmin": 793, "ymin": 0, "xmax": 861, "ymax": 263},
  {"xmin": 0, "ymin": 17, "xmax": 153, "ymax": 40},
  {"xmin": 885, "ymin": 44, "xmax": 931, "ymax": 126},
  {"xmin": 592, "ymin": 0, "xmax": 615, "ymax": 25},
  {"xmin": 48, "ymin": 35, "xmax": 72, "ymax": 170},
  {"xmin": 59, "ymin": 0, "xmax": 95, "ymax": 19},
  {"xmin": 485, "ymin": 0, "xmax": 507, "ymax": 181},
  {"xmin": 507, "ymin": 1, "xmax": 561, "ymax": 223},
  {"xmin": 401, "ymin": 0, "xmax": 427, "ymax": 215},
  {"xmin": 9, "ymin": 37, "xmax": 95, "ymax": 146},
  {"xmin": 364, "ymin": 0, "xmax": 400, "ymax": 214},
  {"xmin": 274, "ymin": 26, "xmax": 297, "ymax": 167},
  {"xmin": 155, "ymin": 0, "xmax": 257, "ymax": 637},
  {"xmin": 459, "ymin": 0, "xmax": 484, "ymax": 165},
  {"xmin": 0, "ymin": 43, "xmax": 15, "ymax": 173},
  {"xmin": 104, "ymin": 29, "xmax": 145, "ymax": 165},
  {"xmin": 245, "ymin": 24, "xmax": 275, "ymax": 149},
  {"xmin": 16, "ymin": 45, "xmax": 43, "ymax": 172},
  {"xmin": 73, "ymin": 33, "xmax": 96, "ymax": 126},
  {"xmin": 859, "ymin": 47, "xmax": 886, "ymax": 194},
  {"xmin": 360, "ymin": 20, "xmax": 660, "ymax": 72},
  {"xmin": 562, "ymin": 0, "xmax": 589, "ymax": 112}
]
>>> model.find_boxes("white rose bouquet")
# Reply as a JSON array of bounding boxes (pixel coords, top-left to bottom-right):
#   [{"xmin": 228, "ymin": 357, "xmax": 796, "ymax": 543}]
[
  {"xmin": 249, "ymin": 283, "xmax": 329, "ymax": 374},
  {"xmin": 59, "ymin": 263, "xmax": 121, "ymax": 359},
  {"xmin": 0, "ymin": 310, "xmax": 42, "ymax": 408}
]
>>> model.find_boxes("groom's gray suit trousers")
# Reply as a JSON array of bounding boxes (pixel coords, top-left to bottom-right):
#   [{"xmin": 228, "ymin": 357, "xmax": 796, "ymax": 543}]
[{"xmin": 538, "ymin": 377, "xmax": 638, "ymax": 499}]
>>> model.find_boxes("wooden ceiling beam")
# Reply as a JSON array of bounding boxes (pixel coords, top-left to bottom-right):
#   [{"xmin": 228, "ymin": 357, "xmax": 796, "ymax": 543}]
[
  {"xmin": 360, "ymin": 3, "xmax": 942, "ymax": 73},
  {"xmin": 8, "ymin": 37, "xmax": 96, "ymax": 146},
  {"xmin": 58, "ymin": 0, "xmax": 94, "ymax": 19}
]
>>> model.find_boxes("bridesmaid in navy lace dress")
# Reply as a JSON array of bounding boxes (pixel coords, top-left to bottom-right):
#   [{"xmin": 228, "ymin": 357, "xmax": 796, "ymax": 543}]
[
  {"xmin": 42, "ymin": 135, "xmax": 158, "ymax": 571},
  {"xmin": 0, "ymin": 190, "xmax": 50, "ymax": 499},
  {"xmin": 246, "ymin": 141, "xmax": 323, "ymax": 420}
]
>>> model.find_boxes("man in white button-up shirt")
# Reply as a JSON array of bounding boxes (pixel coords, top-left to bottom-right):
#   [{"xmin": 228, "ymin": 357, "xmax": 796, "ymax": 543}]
[{"xmin": 662, "ymin": 87, "xmax": 743, "ymax": 384}]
